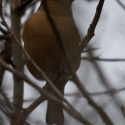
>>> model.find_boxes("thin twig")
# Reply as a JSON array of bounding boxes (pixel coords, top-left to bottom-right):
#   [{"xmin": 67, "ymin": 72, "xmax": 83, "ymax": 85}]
[
  {"xmin": 82, "ymin": 48, "xmax": 99, "ymax": 52},
  {"xmin": 116, "ymin": 0, "xmax": 125, "ymax": 10},
  {"xmin": 82, "ymin": 57, "xmax": 125, "ymax": 62},
  {"xmin": 65, "ymin": 87, "xmax": 125, "ymax": 97},
  {"xmin": 0, "ymin": 89, "xmax": 12, "ymax": 109},
  {"xmin": 87, "ymin": 45, "xmax": 124, "ymax": 117}
]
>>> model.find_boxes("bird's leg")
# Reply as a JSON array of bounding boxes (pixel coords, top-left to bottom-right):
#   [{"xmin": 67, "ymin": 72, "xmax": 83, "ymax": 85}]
[{"xmin": 57, "ymin": 61, "xmax": 68, "ymax": 75}]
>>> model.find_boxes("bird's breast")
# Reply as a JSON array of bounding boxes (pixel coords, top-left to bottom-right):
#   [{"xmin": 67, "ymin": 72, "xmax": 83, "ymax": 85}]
[{"xmin": 22, "ymin": 12, "xmax": 81, "ymax": 80}]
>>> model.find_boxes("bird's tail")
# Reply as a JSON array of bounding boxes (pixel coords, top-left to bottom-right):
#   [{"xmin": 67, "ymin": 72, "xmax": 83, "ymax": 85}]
[{"xmin": 46, "ymin": 79, "xmax": 68, "ymax": 125}]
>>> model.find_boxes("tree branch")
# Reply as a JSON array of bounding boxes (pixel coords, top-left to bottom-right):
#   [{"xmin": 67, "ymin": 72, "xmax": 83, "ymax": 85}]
[{"xmin": 82, "ymin": 57, "xmax": 125, "ymax": 62}]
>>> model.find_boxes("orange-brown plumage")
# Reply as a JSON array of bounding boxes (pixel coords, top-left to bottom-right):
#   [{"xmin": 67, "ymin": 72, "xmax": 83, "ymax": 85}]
[{"xmin": 22, "ymin": 0, "xmax": 81, "ymax": 124}]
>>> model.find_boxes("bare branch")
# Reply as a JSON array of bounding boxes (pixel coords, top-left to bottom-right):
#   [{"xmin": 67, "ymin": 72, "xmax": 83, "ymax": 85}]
[
  {"xmin": 116, "ymin": 0, "xmax": 125, "ymax": 10},
  {"xmin": 65, "ymin": 87, "xmax": 125, "ymax": 97},
  {"xmin": 82, "ymin": 57, "xmax": 125, "ymax": 62}
]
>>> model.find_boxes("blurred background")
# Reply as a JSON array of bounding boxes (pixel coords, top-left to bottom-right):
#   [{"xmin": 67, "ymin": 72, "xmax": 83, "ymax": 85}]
[{"xmin": 1, "ymin": 0, "xmax": 125, "ymax": 125}]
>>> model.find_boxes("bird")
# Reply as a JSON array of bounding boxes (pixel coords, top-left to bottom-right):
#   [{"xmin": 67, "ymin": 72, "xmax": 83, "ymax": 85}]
[{"xmin": 22, "ymin": 0, "xmax": 81, "ymax": 124}]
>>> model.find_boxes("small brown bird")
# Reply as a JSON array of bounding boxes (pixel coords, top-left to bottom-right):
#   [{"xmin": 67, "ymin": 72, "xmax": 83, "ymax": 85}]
[{"xmin": 22, "ymin": 0, "xmax": 81, "ymax": 124}]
